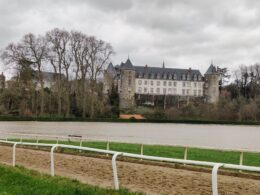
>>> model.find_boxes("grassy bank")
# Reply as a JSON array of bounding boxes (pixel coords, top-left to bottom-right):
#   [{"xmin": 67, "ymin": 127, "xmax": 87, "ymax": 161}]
[
  {"xmin": 7, "ymin": 139, "xmax": 260, "ymax": 167},
  {"xmin": 0, "ymin": 115, "xmax": 260, "ymax": 125},
  {"xmin": 0, "ymin": 164, "xmax": 142, "ymax": 195}
]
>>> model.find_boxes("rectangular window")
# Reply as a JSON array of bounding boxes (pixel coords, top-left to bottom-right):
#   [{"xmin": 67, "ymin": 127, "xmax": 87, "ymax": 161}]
[
  {"xmin": 163, "ymin": 88, "xmax": 166, "ymax": 94},
  {"xmin": 138, "ymin": 87, "xmax": 142, "ymax": 93},
  {"xmin": 194, "ymin": 82, "xmax": 197, "ymax": 87},
  {"xmin": 150, "ymin": 80, "xmax": 153, "ymax": 86},
  {"xmin": 198, "ymin": 90, "xmax": 202, "ymax": 96},
  {"xmin": 168, "ymin": 81, "xmax": 172, "ymax": 86},
  {"xmin": 157, "ymin": 81, "xmax": 160, "ymax": 86},
  {"xmin": 182, "ymin": 89, "xmax": 185, "ymax": 95},
  {"xmin": 156, "ymin": 88, "xmax": 160, "ymax": 94},
  {"xmin": 144, "ymin": 80, "xmax": 148, "ymax": 85},
  {"xmin": 168, "ymin": 88, "xmax": 172, "ymax": 93},
  {"xmin": 173, "ymin": 82, "xmax": 177, "ymax": 87},
  {"xmin": 138, "ymin": 80, "xmax": 142, "ymax": 85},
  {"xmin": 183, "ymin": 82, "xmax": 186, "ymax": 87},
  {"xmin": 150, "ymin": 88, "xmax": 154, "ymax": 93},
  {"xmin": 186, "ymin": 89, "xmax": 189, "ymax": 95},
  {"xmin": 163, "ymin": 81, "xmax": 167, "ymax": 86},
  {"xmin": 173, "ymin": 88, "xmax": 176, "ymax": 94},
  {"xmin": 194, "ymin": 90, "xmax": 197, "ymax": 96},
  {"xmin": 144, "ymin": 88, "xmax": 147, "ymax": 93}
]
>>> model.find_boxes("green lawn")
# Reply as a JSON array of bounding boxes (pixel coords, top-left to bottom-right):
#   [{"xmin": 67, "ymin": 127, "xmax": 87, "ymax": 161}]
[
  {"xmin": 5, "ymin": 138, "xmax": 260, "ymax": 167},
  {"xmin": 0, "ymin": 164, "xmax": 142, "ymax": 195}
]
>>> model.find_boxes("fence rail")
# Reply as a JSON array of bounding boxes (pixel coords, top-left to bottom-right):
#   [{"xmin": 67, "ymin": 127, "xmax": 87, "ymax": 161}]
[
  {"xmin": 1, "ymin": 140, "xmax": 260, "ymax": 195},
  {"xmin": 1, "ymin": 132, "xmax": 260, "ymax": 167}
]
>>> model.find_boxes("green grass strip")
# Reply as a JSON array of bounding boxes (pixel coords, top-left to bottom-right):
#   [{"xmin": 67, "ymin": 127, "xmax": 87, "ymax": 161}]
[
  {"xmin": 6, "ymin": 138, "xmax": 260, "ymax": 167},
  {"xmin": 0, "ymin": 164, "xmax": 143, "ymax": 195}
]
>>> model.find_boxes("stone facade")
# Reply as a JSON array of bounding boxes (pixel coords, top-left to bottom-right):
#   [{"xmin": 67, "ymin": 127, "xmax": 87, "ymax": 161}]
[
  {"xmin": 119, "ymin": 69, "xmax": 136, "ymax": 109},
  {"xmin": 204, "ymin": 64, "xmax": 220, "ymax": 103},
  {"xmin": 103, "ymin": 59, "xmax": 220, "ymax": 109},
  {"xmin": 113, "ymin": 59, "xmax": 136, "ymax": 109}
]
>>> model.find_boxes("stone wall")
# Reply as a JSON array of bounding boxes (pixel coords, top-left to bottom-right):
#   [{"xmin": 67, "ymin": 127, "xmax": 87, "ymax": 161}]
[
  {"xmin": 204, "ymin": 74, "xmax": 219, "ymax": 103},
  {"xmin": 119, "ymin": 69, "xmax": 136, "ymax": 109}
]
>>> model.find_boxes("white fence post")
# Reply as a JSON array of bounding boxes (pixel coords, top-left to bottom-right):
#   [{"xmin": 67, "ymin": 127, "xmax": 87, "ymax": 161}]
[
  {"xmin": 80, "ymin": 139, "xmax": 83, "ymax": 147},
  {"xmin": 184, "ymin": 147, "xmax": 188, "ymax": 160},
  {"xmin": 239, "ymin": 152, "xmax": 243, "ymax": 165},
  {"xmin": 12, "ymin": 143, "xmax": 18, "ymax": 167},
  {"xmin": 212, "ymin": 163, "xmax": 223, "ymax": 195},
  {"xmin": 106, "ymin": 141, "xmax": 110, "ymax": 157},
  {"xmin": 112, "ymin": 152, "xmax": 122, "ymax": 190},
  {"xmin": 141, "ymin": 144, "xmax": 144, "ymax": 155},
  {"xmin": 50, "ymin": 145, "xmax": 59, "ymax": 176},
  {"xmin": 20, "ymin": 136, "xmax": 23, "ymax": 143},
  {"xmin": 56, "ymin": 137, "xmax": 59, "ymax": 144},
  {"xmin": 79, "ymin": 139, "xmax": 83, "ymax": 152}
]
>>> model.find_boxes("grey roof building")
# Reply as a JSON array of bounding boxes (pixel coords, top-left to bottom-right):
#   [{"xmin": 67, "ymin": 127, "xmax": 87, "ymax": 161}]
[{"xmin": 103, "ymin": 58, "xmax": 220, "ymax": 109}]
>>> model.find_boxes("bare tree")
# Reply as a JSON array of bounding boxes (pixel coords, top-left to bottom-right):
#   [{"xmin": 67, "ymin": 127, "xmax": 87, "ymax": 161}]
[
  {"xmin": 70, "ymin": 31, "xmax": 90, "ymax": 117},
  {"xmin": 1, "ymin": 34, "xmax": 47, "ymax": 115},
  {"xmin": 46, "ymin": 28, "xmax": 72, "ymax": 116},
  {"xmin": 85, "ymin": 36, "xmax": 114, "ymax": 118}
]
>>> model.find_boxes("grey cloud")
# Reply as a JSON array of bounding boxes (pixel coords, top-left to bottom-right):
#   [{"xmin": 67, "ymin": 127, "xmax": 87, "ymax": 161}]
[{"xmin": 1, "ymin": 0, "xmax": 260, "ymax": 75}]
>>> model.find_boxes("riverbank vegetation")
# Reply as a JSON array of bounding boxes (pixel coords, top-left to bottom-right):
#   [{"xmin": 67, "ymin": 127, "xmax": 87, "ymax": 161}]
[
  {"xmin": 0, "ymin": 164, "xmax": 141, "ymax": 195},
  {"xmin": 0, "ymin": 28, "xmax": 260, "ymax": 123},
  {"xmin": 7, "ymin": 139, "xmax": 260, "ymax": 167}
]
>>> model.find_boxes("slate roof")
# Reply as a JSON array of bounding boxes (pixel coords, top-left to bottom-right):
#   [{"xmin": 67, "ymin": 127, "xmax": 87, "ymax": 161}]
[
  {"xmin": 134, "ymin": 66, "xmax": 202, "ymax": 80},
  {"xmin": 205, "ymin": 64, "xmax": 218, "ymax": 75},
  {"xmin": 120, "ymin": 59, "xmax": 135, "ymax": 70},
  {"xmin": 106, "ymin": 62, "xmax": 116, "ymax": 75},
  {"xmin": 106, "ymin": 59, "xmax": 204, "ymax": 81}
]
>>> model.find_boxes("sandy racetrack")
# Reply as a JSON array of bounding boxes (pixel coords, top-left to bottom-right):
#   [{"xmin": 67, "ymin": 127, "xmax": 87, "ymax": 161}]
[{"xmin": 0, "ymin": 146, "xmax": 260, "ymax": 195}]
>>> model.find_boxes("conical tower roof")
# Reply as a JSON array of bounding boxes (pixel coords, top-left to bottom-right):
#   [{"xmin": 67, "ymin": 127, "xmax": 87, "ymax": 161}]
[
  {"xmin": 106, "ymin": 62, "xmax": 116, "ymax": 74},
  {"xmin": 205, "ymin": 64, "xmax": 218, "ymax": 75},
  {"xmin": 121, "ymin": 58, "xmax": 134, "ymax": 70}
]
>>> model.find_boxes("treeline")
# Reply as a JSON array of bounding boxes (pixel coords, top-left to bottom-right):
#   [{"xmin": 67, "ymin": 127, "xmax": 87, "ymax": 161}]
[
  {"xmin": 0, "ymin": 28, "xmax": 116, "ymax": 118},
  {"xmin": 145, "ymin": 64, "xmax": 260, "ymax": 121}
]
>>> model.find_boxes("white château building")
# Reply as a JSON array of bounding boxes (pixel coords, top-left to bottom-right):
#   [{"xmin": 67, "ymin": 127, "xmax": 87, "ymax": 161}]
[{"xmin": 103, "ymin": 58, "xmax": 219, "ymax": 109}]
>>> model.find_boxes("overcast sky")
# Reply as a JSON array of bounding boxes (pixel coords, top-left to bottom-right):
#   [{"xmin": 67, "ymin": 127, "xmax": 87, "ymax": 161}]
[{"xmin": 1, "ymin": 0, "xmax": 260, "ymax": 75}]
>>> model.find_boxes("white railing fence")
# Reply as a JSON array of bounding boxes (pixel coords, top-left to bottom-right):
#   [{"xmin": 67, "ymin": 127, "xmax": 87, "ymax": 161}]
[
  {"xmin": 1, "ymin": 132, "xmax": 259, "ymax": 167},
  {"xmin": 1, "ymin": 140, "xmax": 260, "ymax": 195}
]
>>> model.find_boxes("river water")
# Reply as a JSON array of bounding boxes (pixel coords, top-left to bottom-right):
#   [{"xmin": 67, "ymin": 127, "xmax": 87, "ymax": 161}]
[{"xmin": 0, "ymin": 121, "xmax": 259, "ymax": 150}]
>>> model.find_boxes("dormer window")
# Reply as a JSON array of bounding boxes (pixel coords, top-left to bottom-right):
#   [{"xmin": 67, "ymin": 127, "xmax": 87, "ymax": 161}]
[
  {"xmin": 198, "ymin": 75, "xmax": 202, "ymax": 81},
  {"xmin": 157, "ymin": 74, "xmax": 160, "ymax": 79},
  {"xmin": 150, "ymin": 73, "xmax": 154, "ymax": 79},
  {"xmin": 173, "ymin": 73, "xmax": 177, "ymax": 80},
  {"xmin": 138, "ymin": 73, "xmax": 142, "ymax": 78},
  {"xmin": 163, "ymin": 74, "xmax": 167, "ymax": 79},
  {"xmin": 194, "ymin": 74, "xmax": 197, "ymax": 81},
  {"xmin": 187, "ymin": 74, "xmax": 191, "ymax": 81},
  {"xmin": 168, "ymin": 74, "xmax": 172, "ymax": 79},
  {"xmin": 182, "ymin": 74, "xmax": 186, "ymax": 80}
]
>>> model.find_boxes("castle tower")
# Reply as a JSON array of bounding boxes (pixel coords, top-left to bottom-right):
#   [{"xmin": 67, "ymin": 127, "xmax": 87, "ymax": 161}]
[
  {"xmin": 103, "ymin": 62, "xmax": 116, "ymax": 95},
  {"xmin": 119, "ymin": 58, "xmax": 135, "ymax": 110},
  {"xmin": 204, "ymin": 63, "xmax": 220, "ymax": 103}
]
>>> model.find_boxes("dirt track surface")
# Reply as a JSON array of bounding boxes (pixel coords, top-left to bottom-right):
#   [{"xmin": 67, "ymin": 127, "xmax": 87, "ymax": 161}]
[{"xmin": 0, "ymin": 146, "xmax": 260, "ymax": 195}]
